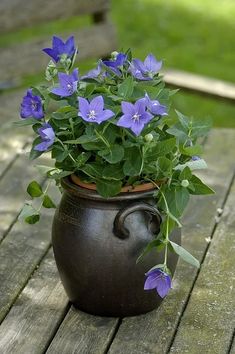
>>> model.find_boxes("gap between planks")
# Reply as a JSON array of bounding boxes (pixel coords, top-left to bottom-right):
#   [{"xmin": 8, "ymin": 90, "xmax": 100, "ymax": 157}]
[{"xmin": 167, "ymin": 169, "xmax": 235, "ymax": 353}]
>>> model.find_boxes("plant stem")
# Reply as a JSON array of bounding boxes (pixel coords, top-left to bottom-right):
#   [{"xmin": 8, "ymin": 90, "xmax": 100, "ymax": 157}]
[{"xmin": 56, "ymin": 138, "xmax": 77, "ymax": 164}]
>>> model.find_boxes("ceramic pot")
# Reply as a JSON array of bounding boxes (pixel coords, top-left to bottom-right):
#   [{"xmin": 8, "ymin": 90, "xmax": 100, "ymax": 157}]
[{"xmin": 52, "ymin": 176, "xmax": 181, "ymax": 317}]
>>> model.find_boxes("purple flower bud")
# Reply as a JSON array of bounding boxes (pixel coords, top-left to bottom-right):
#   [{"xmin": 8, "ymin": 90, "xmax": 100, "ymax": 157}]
[
  {"xmin": 144, "ymin": 268, "xmax": 172, "ymax": 298},
  {"xmin": 43, "ymin": 36, "xmax": 76, "ymax": 63},
  {"xmin": 117, "ymin": 98, "xmax": 153, "ymax": 136},
  {"xmin": 34, "ymin": 123, "xmax": 55, "ymax": 151},
  {"xmin": 20, "ymin": 89, "xmax": 44, "ymax": 120}
]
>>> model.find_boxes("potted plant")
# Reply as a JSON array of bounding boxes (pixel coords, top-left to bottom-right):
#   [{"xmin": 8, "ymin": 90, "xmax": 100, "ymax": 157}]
[{"xmin": 16, "ymin": 35, "xmax": 214, "ymax": 317}]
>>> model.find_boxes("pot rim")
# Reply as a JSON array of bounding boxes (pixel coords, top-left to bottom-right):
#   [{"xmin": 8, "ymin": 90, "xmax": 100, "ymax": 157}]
[{"xmin": 61, "ymin": 175, "xmax": 158, "ymax": 202}]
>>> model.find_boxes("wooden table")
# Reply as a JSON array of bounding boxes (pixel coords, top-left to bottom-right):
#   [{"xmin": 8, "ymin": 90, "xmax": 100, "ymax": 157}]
[{"xmin": 0, "ymin": 91, "xmax": 235, "ymax": 354}]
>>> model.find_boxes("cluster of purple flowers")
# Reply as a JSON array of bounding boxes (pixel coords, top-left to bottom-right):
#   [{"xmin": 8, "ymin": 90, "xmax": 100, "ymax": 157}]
[{"xmin": 20, "ymin": 36, "xmax": 167, "ymax": 151}]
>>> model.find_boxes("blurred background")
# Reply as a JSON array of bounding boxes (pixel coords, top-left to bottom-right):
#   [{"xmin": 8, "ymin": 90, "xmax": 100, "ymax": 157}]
[{"xmin": 0, "ymin": 0, "xmax": 235, "ymax": 127}]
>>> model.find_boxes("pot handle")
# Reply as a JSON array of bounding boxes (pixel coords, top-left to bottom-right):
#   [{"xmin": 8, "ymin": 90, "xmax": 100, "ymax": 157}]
[{"xmin": 113, "ymin": 202, "xmax": 162, "ymax": 239}]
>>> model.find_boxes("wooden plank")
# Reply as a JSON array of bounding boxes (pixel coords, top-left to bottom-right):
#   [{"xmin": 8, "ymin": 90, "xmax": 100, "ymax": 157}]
[
  {"xmin": 0, "ymin": 154, "xmax": 47, "ymax": 242},
  {"xmin": 46, "ymin": 307, "xmax": 118, "ymax": 354},
  {"xmin": 230, "ymin": 338, "xmax": 235, "ymax": 354},
  {"xmin": 0, "ymin": 159, "xmax": 60, "ymax": 322},
  {"xmin": 0, "ymin": 23, "xmax": 117, "ymax": 83},
  {"xmin": 163, "ymin": 69, "xmax": 235, "ymax": 101},
  {"xmin": 107, "ymin": 129, "xmax": 235, "ymax": 354},
  {"xmin": 0, "ymin": 0, "xmax": 110, "ymax": 33},
  {"xmin": 0, "ymin": 249, "xmax": 69, "ymax": 354},
  {"xmin": 169, "ymin": 180, "xmax": 235, "ymax": 353},
  {"xmin": 0, "ymin": 90, "xmax": 30, "ymax": 177}
]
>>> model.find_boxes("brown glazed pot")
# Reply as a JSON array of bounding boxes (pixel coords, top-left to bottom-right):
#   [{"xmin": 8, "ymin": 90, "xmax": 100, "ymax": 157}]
[{"xmin": 52, "ymin": 176, "xmax": 181, "ymax": 317}]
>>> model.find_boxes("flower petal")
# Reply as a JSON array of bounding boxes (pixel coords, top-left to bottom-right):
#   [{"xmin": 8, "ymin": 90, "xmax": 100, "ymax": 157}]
[
  {"xmin": 97, "ymin": 109, "xmax": 115, "ymax": 123},
  {"xmin": 117, "ymin": 114, "xmax": 133, "ymax": 128},
  {"xmin": 121, "ymin": 101, "xmax": 134, "ymax": 115},
  {"xmin": 78, "ymin": 97, "xmax": 90, "ymax": 119},
  {"xmin": 156, "ymin": 275, "xmax": 171, "ymax": 298},
  {"xmin": 144, "ymin": 54, "xmax": 162, "ymax": 73},
  {"xmin": 90, "ymin": 96, "xmax": 104, "ymax": 114}
]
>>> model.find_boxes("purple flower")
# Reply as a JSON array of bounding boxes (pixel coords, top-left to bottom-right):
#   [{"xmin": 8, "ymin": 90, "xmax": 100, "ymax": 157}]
[
  {"xmin": 117, "ymin": 98, "xmax": 153, "ymax": 136},
  {"xmin": 51, "ymin": 69, "xmax": 78, "ymax": 97},
  {"xmin": 103, "ymin": 52, "xmax": 127, "ymax": 75},
  {"xmin": 130, "ymin": 54, "xmax": 162, "ymax": 80},
  {"xmin": 43, "ymin": 36, "xmax": 76, "ymax": 63},
  {"xmin": 144, "ymin": 268, "xmax": 172, "ymax": 298},
  {"xmin": 81, "ymin": 64, "xmax": 105, "ymax": 80},
  {"xmin": 78, "ymin": 96, "xmax": 115, "ymax": 124},
  {"xmin": 192, "ymin": 155, "xmax": 201, "ymax": 161},
  {"xmin": 145, "ymin": 93, "xmax": 167, "ymax": 116},
  {"xmin": 34, "ymin": 123, "xmax": 55, "ymax": 151},
  {"xmin": 20, "ymin": 89, "xmax": 44, "ymax": 119}
]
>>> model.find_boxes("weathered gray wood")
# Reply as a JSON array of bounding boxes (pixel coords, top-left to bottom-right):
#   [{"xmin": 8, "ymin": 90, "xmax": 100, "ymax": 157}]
[
  {"xmin": 46, "ymin": 307, "xmax": 118, "ymax": 354},
  {"xmin": 0, "ymin": 249, "xmax": 69, "ymax": 354},
  {"xmin": 169, "ymin": 180, "xmax": 235, "ymax": 353},
  {"xmin": 0, "ymin": 23, "xmax": 117, "ymax": 83},
  {"xmin": 0, "ymin": 155, "xmax": 42, "ymax": 241},
  {"xmin": 107, "ymin": 129, "xmax": 235, "ymax": 354},
  {"xmin": 230, "ymin": 337, "xmax": 235, "ymax": 354},
  {"xmin": 0, "ymin": 165, "xmax": 60, "ymax": 322},
  {"xmin": 0, "ymin": 90, "xmax": 30, "ymax": 177},
  {"xmin": 0, "ymin": 0, "xmax": 110, "ymax": 32},
  {"xmin": 163, "ymin": 69, "xmax": 235, "ymax": 101}
]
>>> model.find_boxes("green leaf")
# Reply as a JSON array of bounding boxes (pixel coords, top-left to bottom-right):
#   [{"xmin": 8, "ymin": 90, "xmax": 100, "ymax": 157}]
[
  {"xmin": 48, "ymin": 170, "xmax": 73, "ymax": 179},
  {"xmin": 84, "ymin": 83, "xmax": 95, "ymax": 97},
  {"xmin": 146, "ymin": 138, "xmax": 176, "ymax": 160},
  {"xmin": 179, "ymin": 167, "xmax": 192, "ymax": 181},
  {"xmin": 163, "ymin": 186, "xmax": 190, "ymax": 218},
  {"xmin": 175, "ymin": 110, "xmax": 189, "ymax": 131},
  {"xmin": 118, "ymin": 76, "xmax": 134, "ymax": 98},
  {"xmin": 98, "ymin": 145, "xmax": 124, "ymax": 164},
  {"xmin": 103, "ymin": 164, "xmax": 125, "ymax": 180},
  {"xmin": 29, "ymin": 137, "xmax": 44, "ymax": 160},
  {"xmin": 13, "ymin": 118, "xmax": 39, "ymax": 126},
  {"xmin": 18, "ymin": 204, "xmax": 40, "ymax": 224},
  {"xmin": 52, "ymin": 145, "xmax": 70, "ymax": 162},
  {"xmin": 96, "ymin": 179, "xmax": 122, "ymax": 198},
  {"xmin": 181, "ymin": 144, "xmax": 203, "ymax": 156},
  {"xmin": 190, "ymin": 118, "xmax": 212, "ymax": 138},
  {"xmin": 27, "ymin": 181, "xmax": 43, "ymax": 197},
  {"xmin": 189, "ymin": 175, "xmax": 215, "ymax": 195},
  {"xmin": 174, "ymin": 159, "xmax": 207, "ymax": 171},
  {"xmin": 42, "ymin": 195, "xmax": 56, "ymax": 208},
  {"xmin": 80, "ymin": 163, "xmax": 103, "ymax": 179},
  {"xmin": 157, "ymin": 157, "xmax": 172, "ymax": 178},
  {"xmin": 123, "ymin": 147, "xmax": 142, "ymax": 176},
  {"xmin": 170, "ymin": 241, "xmax": 200, "ymax": 268},
  {"xmin": 25, "ymin": 214, "xmax": 40, "ymax": 224}
]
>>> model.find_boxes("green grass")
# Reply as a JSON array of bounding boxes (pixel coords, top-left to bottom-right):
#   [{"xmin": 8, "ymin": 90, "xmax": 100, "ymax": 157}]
[
  {"xmin": 111, "ymin": 0, "xmax": 235, "ymax": 127},
  {"xmin": 1, "ymin": 0, "xmax": 235, "ymax": 127}
]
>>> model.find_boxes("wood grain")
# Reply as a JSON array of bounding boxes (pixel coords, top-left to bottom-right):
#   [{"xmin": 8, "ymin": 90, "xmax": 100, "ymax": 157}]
[
  {"xmin": 0, "ymin": 90, "xmax": 30, "ymax": 177},
  {"xmin": 0, "ymin": 0, "xmax": 110, "ymax": 32},
  {"xmin": 107, "ymin": 129, "xmax": 235, "ymax": 354},
  {"xmin": 0, "ymin": 23, "xmax": 117, "ymax": 83},
  {"xmin": 169, "ymin": 180, "xmax": 235, "ymax": 353},
  {"xmin": 0, "ymin": 249, "xmax": 69, "ymax": 354},
  {"xmin": 46, "ymin": 307, "xmax": 118, "ymax": 354},
  {"xmin": 0, "ymin": 178, "xmax": 60, "ymax": 323}
]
